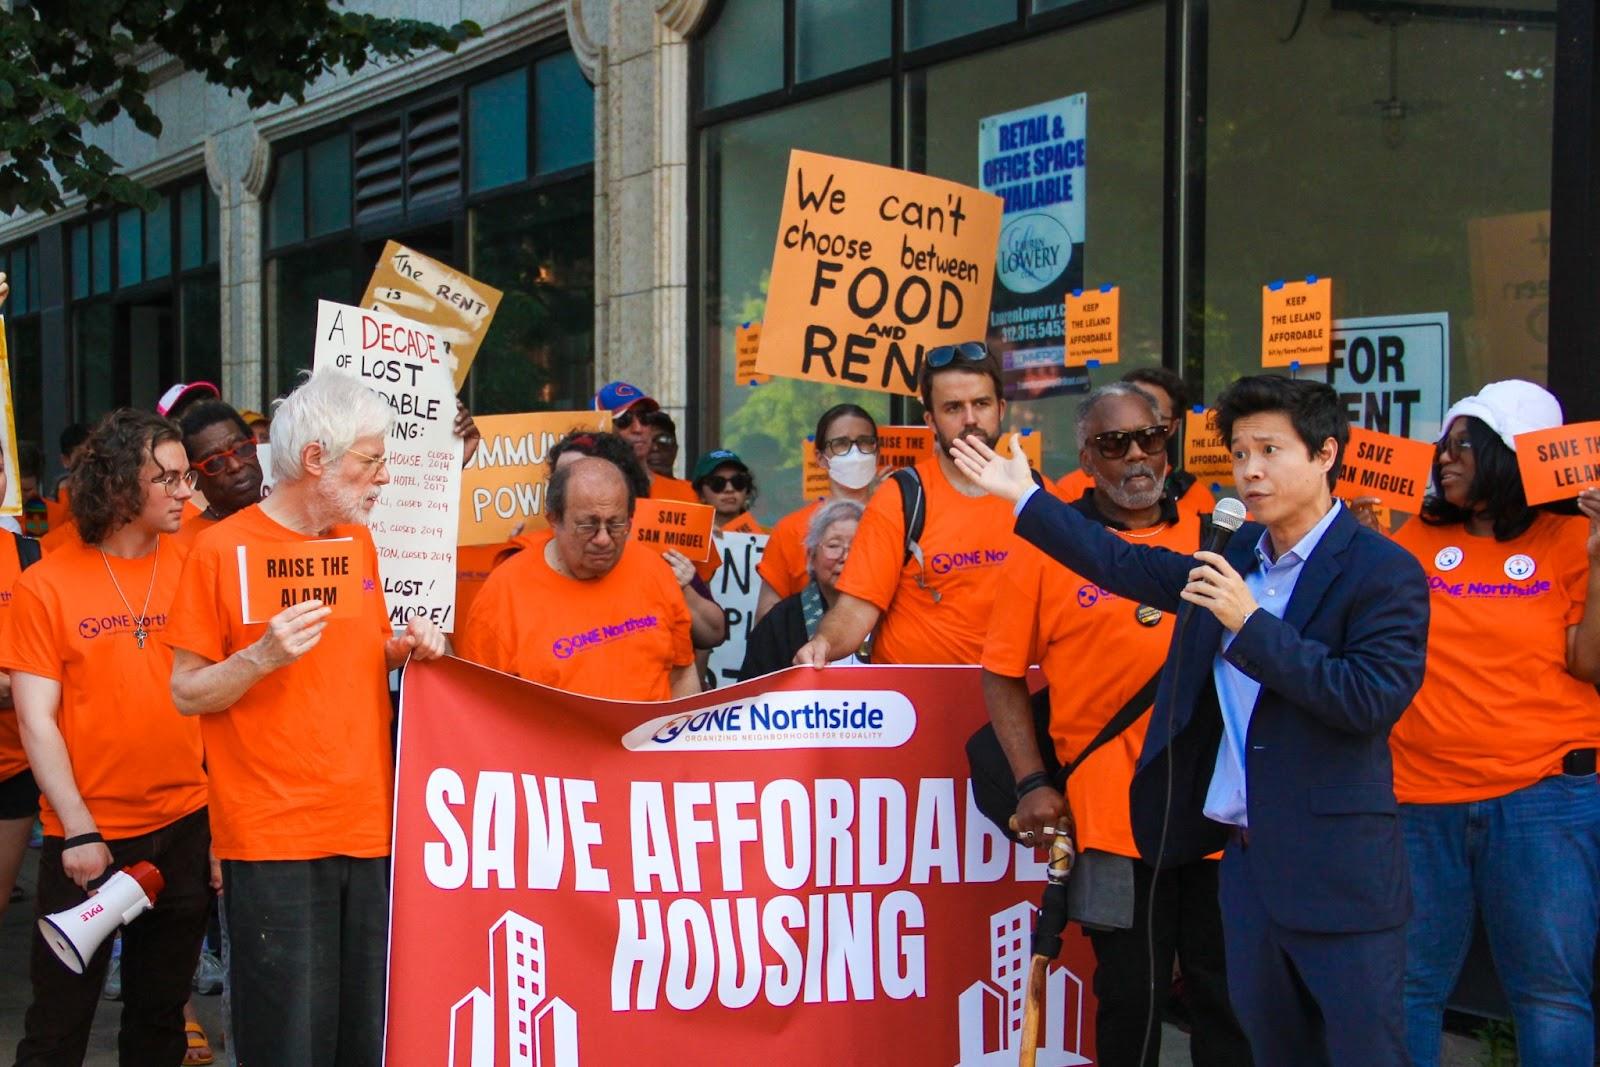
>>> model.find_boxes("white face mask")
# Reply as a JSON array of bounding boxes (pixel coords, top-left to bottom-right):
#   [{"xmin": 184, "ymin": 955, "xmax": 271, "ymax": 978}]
[{"xmin": 828, "ymin": 446, "xmax": 877, "ymax": 491}]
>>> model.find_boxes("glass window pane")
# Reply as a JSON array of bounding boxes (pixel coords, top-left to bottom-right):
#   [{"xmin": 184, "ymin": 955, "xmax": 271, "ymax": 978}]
[
  {"xmin": 74, "ymin": 302, "xmax": 115, "ymax": 421},
  {"xmin": 25, "ymin": 244, "xmax": 37, "ymax": 313},
  {"xmin": 1205, "ymin": 2, "xmax": 1555, "ymax": 430},
  {"xmin": 468, "ymin": 181, "xmax": 594, "ymax": 414},
  {"xmin": 70, "ymin": 225, "xmax": 90, "ymax": 300},
  {"xmin": 144, "ymin": 195, "xmax": 172, "ymax": 280},
  {"xmin": 117, "ymin": 208, "xmax": 143, "ymax": 288},
  {"xmin": 904, "ymin": 0, "xmax": 1014, "ymax": 51},
  {"xmin": 536, "ymin": 54, "xmax": 593, "ymax": 174},
  {"xmin": 91, "ymin": 218, "xmax": 112, "ymax": 295},
  {"xmin": 5, "ymin": 248, "xmax": 24, "ymax": 316},
  {"xmin": 181, "ymin": 274, "xmax": 222, "ymax": 387},
  {"xmin": 470, "ymin": 69, "xmax": 529, "ymax": 190},
  {"xmin": 180, "ymin": 184, "xmax": 204, "ymax": 269},
  {"xmin": 205, "ymin": 184, "xmax": 219, "ymax": 264},
  {"xmin": 700, "ymin": 83, "xmax": 894, "ymax": 523},
  {"xmin": 1033, "ymin": 0, "xmax": 1090, "ymax": 11},
  {"xmin": 307, "ymin": 133, "xmax": 352, "ymax": 237},
  {"xmin": 8, "ymin": 316, "xmax": 42, "ymax": 449},
  {"xmin": 702, "ymin": 0, "xmax": 783, "ymax": 109},
  {"xmin": 268, "ymin": 248, "xmax": 356, "ymax": 398},
  {"xmin": 796, "ymin": 0, "xmax": 890, "ymax": 81},
  {"xmin": 269, "ymin": 149, "xmax": 306, "ymax": 249},
  {"xmin": 908, "ymin": 9, "xmax": 1165, "ymax": 482}
]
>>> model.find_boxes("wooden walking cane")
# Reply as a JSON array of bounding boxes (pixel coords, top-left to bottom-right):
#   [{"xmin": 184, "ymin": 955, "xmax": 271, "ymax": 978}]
[{"xmin": 1009, "ymin": 817, "xmax": 1075, "ymax": 1067}]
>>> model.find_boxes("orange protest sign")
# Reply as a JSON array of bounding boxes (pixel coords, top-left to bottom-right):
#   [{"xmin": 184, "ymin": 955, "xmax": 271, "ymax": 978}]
[
  {"xmin": 756, "ymin": 150, "xmax": 1002, "ymax": 397},
  {"xmin": 236, "ymin": 539, "xmax": 361, "ymax": 624},
  {"xmin": 1262, "ymin": 276, "xmax": 1333, "ymax": 367},
  {"xmin": 1334, "ymin": 425, "xmax": 1434, "ymax": 512},
  {"xmin": 457, "ymin": 411, "xmax": 613, "ymax": 546},
  {"xmin": 1064, "ymin": 286, "xmax": 1119, "ymax": 367},
  {"xmin": 733, "ymin": 322, "xmax": 770, "ymax": 386},
  {"xmin": 1182, "ymin": 407, "xmax": 1234, "ymax": 487},
  {"xmin": 632, "ymin": 499, "xmax": 716, "ymax": 562},
  {"xmin": 362, "ymin": 241, "xmax": 504, "ymax": 390},
  {"xmin": 1513, "ymin": 421, "xmax": 1600, "ymax": 505}
]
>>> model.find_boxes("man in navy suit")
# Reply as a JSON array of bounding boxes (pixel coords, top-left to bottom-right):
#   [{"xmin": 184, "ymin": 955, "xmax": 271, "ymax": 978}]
[{"xmin": 952, "ymin": 376, "xmax": 1428, "ymax": 1066}]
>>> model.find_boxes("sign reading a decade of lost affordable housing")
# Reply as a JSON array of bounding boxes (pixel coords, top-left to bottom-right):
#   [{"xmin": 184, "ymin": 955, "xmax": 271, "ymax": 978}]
[
  {"xmin": 312, "ymin": 300, "xmax": 463, "ymax": 630},
  {"xmin": 979, "ymin": 93, "xmax": 1088, "ymax": 401}
]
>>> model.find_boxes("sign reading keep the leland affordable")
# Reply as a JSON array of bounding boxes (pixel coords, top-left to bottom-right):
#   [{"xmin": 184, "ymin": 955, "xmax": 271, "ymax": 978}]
[
  {"xmin": 1064, "ymin": 285, "xmax": 1118, "ymax": 367},
  {"xmin": 1183, "ymin": 408, "xmax": 1234, "ymax": 487},
  {"xmin": 458, "ymin": 411, "xmax": 613, "ymax": 546},
  {"xmin": 756, "ymin": 151, "xmax": 1002, "ymax": 397},
  {"xmin": 1514, "ymin": 421, "xmax": 1600, "ymax": 505},
  {"xmin": 312, "ymin": 300, "xmax": 463, "ymax": 630},
  {"xmin": 386, "ymin": 658, "xmax": 1102, "ymax": 1065},
  {"xmin": 979, "ymin": 93, "xmax": 1087, "ymax": 400},
  {"xmin": 361, "ymin": 241, "xmax": 504, "ymax": 391},
  {"xmin": 734, "ymin": 322, "xmax": 770, "ymax": 387},
  {"xmin": 1262, "ymin": 276, "xmax": 1333, "ymax": 367}
]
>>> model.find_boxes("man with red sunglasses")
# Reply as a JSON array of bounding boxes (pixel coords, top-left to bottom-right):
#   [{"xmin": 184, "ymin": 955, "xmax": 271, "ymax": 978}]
[{"xmin": 171, "ymin": 402, "xmax": 265, "ymax": 546}]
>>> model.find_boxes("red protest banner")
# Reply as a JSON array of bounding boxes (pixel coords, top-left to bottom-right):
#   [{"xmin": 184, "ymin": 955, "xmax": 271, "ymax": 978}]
[{"xmin": 387, "ymin": 659, "xmax": 1100, "ymax": 1065}]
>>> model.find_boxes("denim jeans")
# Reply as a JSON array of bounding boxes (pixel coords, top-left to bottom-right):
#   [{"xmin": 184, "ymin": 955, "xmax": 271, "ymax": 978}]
[{"xmin": 1400, "ymin": 772, "xmax": 1600, "ymax": 1067}]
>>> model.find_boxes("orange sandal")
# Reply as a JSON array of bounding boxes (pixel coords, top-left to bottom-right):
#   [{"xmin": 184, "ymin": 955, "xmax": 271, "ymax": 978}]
[{"xmin": 184, "ymin": 1020, "xmax": 215, "ymax": 1066}]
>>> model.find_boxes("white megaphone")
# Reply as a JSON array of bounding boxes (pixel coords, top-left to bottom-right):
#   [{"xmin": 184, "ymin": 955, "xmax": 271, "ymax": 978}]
[{"xmin": 38, "ymin": 861, "xmax": 165, "ymax": 974}]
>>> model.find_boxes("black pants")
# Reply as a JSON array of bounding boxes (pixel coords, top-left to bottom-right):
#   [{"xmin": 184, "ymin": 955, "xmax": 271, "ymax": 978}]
[
  {"xmin": 1086, "ymin": 856, "xmax": 1252, "ymax": 1067},
  {"xmin": 221, "ymin": 855, "xmax": 390, "ymax": 1067},
  {"xmin": 16, "ymin": 807, "xmax": 211, "ymax": 1067}
]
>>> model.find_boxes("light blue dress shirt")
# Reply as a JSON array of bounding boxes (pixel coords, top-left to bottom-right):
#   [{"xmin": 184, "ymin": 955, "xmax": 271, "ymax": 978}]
[{"xmin": 1202, "ymin": 500, "xmax": 1343, "ymax": 827}]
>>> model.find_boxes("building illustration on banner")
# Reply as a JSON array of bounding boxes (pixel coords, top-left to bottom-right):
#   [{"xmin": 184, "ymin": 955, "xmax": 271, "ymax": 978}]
[
  {"xmin": 954, "ymin": 902, "xmax": 1091, "ymax": 1066},
  {"xmin": 448, "ymin": 910, "xmax": 578, "ymax": 1067}
]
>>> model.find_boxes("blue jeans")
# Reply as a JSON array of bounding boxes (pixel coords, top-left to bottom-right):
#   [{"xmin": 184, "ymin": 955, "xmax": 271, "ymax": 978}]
[{"xmin": 1400, "ymin": 773, "xmax": 1600, "ymax": 1067}]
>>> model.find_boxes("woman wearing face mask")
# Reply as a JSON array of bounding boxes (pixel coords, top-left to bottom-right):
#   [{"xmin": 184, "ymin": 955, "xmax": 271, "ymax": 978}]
[{"xmin": 753, "ymin": 404, "xmax": 880, "ymax": 625}]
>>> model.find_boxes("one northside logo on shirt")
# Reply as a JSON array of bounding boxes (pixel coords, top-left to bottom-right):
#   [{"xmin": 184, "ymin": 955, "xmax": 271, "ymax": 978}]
[
  {"xmin": 551, "ymin": 615, "xmax": 660, "ymax": 659},
  {"xmin": 621, "ymin": 690, "xmax": 916, "ymax": 752},
  {"xmin": 928, "ymin": 547, "xmax": 1009, "ymax": 575},
  {"xmin": 77, "ymin": 612, "xmax": 168, "ymax": 640}
]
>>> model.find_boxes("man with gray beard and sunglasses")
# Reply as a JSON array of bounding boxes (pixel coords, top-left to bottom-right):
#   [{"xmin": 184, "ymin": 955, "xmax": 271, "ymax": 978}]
[{"xmin": 981, "ymin": 382, "xmax": 1250, "ymax": 1067}]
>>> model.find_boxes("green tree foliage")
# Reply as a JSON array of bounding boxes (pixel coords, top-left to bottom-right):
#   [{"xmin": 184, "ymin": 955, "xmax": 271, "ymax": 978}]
[{"xmin": 0, "ymin": 1, "xmax": 481, "ymax": 214}]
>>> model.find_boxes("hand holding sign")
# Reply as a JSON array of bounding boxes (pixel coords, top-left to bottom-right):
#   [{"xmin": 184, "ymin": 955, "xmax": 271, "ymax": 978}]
[
  {"xmin": 632, "ymin": 500, "xmax": 716, "ymax": 562},
  {"xmin": 1514, "ymin": 421, "xmax": 1600, "ymax": 505}
]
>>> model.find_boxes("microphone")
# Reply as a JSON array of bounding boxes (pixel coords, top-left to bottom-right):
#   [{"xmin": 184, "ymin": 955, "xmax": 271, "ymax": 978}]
[{"xmin": 1206, "ymin": 497, "xmax": 1248, "ymax": 554}]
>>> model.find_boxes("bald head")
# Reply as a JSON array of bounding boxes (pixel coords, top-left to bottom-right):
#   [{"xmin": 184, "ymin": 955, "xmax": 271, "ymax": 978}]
[{"xmin": 548, "ymin": 456, "xmax": 634, "ymax": 581}]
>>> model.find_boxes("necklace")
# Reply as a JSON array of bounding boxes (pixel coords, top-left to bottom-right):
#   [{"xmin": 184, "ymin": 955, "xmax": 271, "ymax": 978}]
[
  {"xmin": 1123, "ymin": 522, "xmax": 1171, "ymax": 539},
  {"xmin": 100, "ymin": 543, "xmax": 159, "ymax": 649}
]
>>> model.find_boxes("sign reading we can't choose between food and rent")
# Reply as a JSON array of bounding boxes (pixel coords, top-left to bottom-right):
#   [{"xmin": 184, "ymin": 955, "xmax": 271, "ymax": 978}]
[
  {"xmin": 312, "ymin": 300, "xmax": 464, "ymax": 631},
  {"xmin": 757, "ymin": 151, "xmax": 1002, "ymax": 397}
]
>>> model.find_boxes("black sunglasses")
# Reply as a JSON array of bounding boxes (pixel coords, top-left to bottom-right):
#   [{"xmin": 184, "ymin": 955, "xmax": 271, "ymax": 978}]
[
  {"xmin": 1090, "ymin": 425, "xmax": 1172, "ymax": 460},
  {"xmin": 925, "ymin": 341, "xmax": 989, "ymax": 369},
  {"xmin": 703, "ymin": 473, "xmax": 751, "ymax": 493}
]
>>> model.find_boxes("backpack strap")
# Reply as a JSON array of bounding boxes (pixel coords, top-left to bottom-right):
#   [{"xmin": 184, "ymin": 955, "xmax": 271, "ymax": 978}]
[
  {"xmin": 13, "ymin": 531, "xmax": 41, "ymax": 570},
  {"xmin": 890, "ymin": 467, "xmax": 926, "ymax": 568}
]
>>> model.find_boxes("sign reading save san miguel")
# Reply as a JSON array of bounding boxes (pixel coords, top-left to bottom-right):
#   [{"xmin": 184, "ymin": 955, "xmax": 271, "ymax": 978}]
[{"xmin": 385, "ymin": 659, "xmax": 1099, "ymax": 1066}]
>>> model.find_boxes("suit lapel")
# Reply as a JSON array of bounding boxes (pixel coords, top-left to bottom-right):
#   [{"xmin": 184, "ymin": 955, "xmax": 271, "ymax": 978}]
[{"xmin": 1282, "ymin": 507, "xmax": 1356, "ymax": 632}]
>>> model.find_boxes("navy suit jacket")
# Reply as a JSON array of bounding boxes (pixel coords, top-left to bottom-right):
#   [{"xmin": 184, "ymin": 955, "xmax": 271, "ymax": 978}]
[{"xmin": 1014, "ymin": 490, "xmax": 1429, "ymax": 933}]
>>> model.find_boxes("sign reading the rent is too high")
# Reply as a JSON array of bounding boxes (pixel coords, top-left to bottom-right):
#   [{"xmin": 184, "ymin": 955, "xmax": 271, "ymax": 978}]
[{"xmin": 756, "ymin": 150, "xmax": 1003, "ymax": 397}]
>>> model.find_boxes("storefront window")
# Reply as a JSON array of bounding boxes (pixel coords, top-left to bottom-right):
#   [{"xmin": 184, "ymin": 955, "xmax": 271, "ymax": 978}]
[
  {"xmin": 536, "ymin": 52, "xmax": 595, "ymax": 173},
  {"xmin": 470, "ymin": 70, "xmax": 529, "ymax": 191},
  {"xmin": 796, "ymin": 0, "xmax": 891, "ymax": 81},
  {"xmin": 268, "ymin": 247, "xmax": 358, "ymax": 398},
  {"xmin": 904, "ymin": 0, "xmax": 1014, "ymax": 50},
  {"xmin": 702, "ymin": 0, "xmax": 784, "ymax": 109}
]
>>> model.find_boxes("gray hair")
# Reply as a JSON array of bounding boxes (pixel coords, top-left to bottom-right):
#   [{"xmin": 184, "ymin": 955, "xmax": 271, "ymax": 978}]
[
  {"xmin": 804, "ymin": 497, "xmax": 865, "ymax": 555},
  {"xmin": 269, "ymin": 371, "xmax": 394, "ymax": 484},
  {"xmin": 1075, "ymin": 382, "xmax": 1161, "ymax": 450}
]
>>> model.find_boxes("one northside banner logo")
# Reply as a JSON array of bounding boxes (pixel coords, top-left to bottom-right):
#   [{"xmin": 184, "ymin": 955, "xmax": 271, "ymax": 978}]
[{"xmin": 386, "ymin": 660, "xmax": 1102, "ymax": 1065}]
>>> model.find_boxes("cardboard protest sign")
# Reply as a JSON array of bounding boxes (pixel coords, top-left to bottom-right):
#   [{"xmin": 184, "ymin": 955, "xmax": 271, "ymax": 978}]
[
  {"xmin": 1183, "ymin": 407, "xmax": 1234, "ymax": 487},
  {"xmin": 458, "ymin": 411, "xmax": 613, "ymax": 546},
  {"xmin": 1335, "ymin": 426, "xmax": 1434, "ymax": 513},
  {"xmin": 236, "ymin": 538, "xmax": 361, "ymax": 624},
  {"xmin": 0, "ymin": 321, "xmax": 21, "ymax": 516},
  {"xmin": 387, "ymin": 658, "xmax": 1102, "ymax": 1065},
  {"xmin": 1064, "ymin": 285, "xmax": 1118, "ymax": 367},
  {"xmin": 705, "ymin": 531, "xmax": 768, "ymax": 688},
  {"xmin": 361, "ymin": 242, "xmax": 503, "ymax": 391},
  {"xmin": 733, "ymin": 322, "xmax": 770, "ymax": 387},
  {"xmin": 1320, "ymin": 313, "xmax": 1450, "ymax": 441},
  {"xmin": 1262, "ymin": 276, "xmax": 1333, "ymax": 367},
  {"xmin": 312, "ymin": 300, "xmax": 463, "ymax": 630},
  {"xmin": 632, "ymin": 499, "xmax": 716, "ymax": 562},
  {"xmin": 980, "ymin": 93, "xmax": 1088, "ymax": 400},
  {"xmin": 1514, "ymin": 421, "xmax": 1600, "ymax": 505},
  {"xmin": 757, "ymin": 150, "xmax": 1002, "ymax": 397}
]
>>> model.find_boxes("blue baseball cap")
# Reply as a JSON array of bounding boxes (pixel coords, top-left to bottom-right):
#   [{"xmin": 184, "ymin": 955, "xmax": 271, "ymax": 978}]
[{"xmin": 594, "ymin": 380, "xmax": 660, "ymax": 416}]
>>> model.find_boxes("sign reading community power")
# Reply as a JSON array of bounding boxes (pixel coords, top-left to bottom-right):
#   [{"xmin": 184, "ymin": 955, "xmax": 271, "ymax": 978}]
[
  {"xmin": 312, "ymin": 300, "xmax": 463, "ymax": 630},
  {"xmin": 458, "ymin": 411, "xmax": 612, "ymax": 546},
  {"xmin": 756, "ymin": 150, "xmax": 1002, "ymax": 397},
  {"xmin": 979, "ymin": 93, "xmax": 1088, "ymax": 400},
  {"xmin": 386, "ymin": 658, "xmax": 1100, "ymax": 1065}
]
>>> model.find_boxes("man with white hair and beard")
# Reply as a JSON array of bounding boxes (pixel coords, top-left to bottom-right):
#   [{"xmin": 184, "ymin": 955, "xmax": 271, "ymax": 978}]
[
  {"xmin": 166, "ymin": 371, "xmax": 448, "ymax": 1066},
  {"xmin": 981, "ymin": 382, "xmax": 1250, "ymax": 1067}
]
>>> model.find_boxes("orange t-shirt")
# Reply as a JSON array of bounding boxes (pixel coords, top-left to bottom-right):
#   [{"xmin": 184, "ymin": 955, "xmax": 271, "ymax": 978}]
[
  {"xmin": 758, "ymin": 500, "xmax": 823, "ymax": 600},
  {"xmin": 983, "ymin": 498, "xmax": 1202, "ymax": 857},
  {"xmin": 0, "ymin": 537, "xmax": 207, "ymax": 838},
  {"xmin": 1390, "ymin": 512, "xmax": 1600, "ymax": 803},
  {"xmin": 835, "ymin": 458, "xmax": 1019, "ymax": 665},
  {"xmin": 163, "ymin": 505, "xmax": 394, "ymax": 861},
  {"xmin": 459, "ymin": 539, "xmax": 693, "ymax": 701},
  {"xmin": 0, "ymin": 536, "xmax": 33, "ymax": 781},
  {"xmin": 42, "ymin": 489, "xmax": 69, "ymax": 533},
  {"xmin": 170, "ymin": 509, "xmax": 220, "ymax": 548},
  {"xmin": 650, "ymin": 474, "xmax": 699, "ymax": 504},
  {"xmin": 42, "ymin": 500, "xmax": 203, "ymax": 554}
]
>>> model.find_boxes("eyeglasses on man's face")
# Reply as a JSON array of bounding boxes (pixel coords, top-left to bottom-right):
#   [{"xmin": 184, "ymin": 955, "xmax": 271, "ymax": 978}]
[
  {"xmin": 194, "ymin": 440, "xmax": 258, "ymax": 477},
  {"xmin": 150, "ymin": 468, "xmax": 200, "ymax": 496},
  {"xmin": 344, "ymin": 447, "xmax": 389, "ymax": 477},
  {"xmin": 571, "ymin": 518, "xmax": 630, "ymax": 540}
]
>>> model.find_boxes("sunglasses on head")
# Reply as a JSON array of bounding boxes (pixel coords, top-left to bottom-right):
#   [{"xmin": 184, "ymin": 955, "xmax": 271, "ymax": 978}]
[
  {"xmin": 703, "ymin": 473, "xmax": 751, "ymax": 493},
  {"xmin": 1090, "ymin": 425, "xmax": 1172, "ymax": 460},
  {"xmin": 925, "ymin": 341, "xmax": 990, "ymax": 370},
  {"xmin": 194, "ymin": 440, "xmax": 259, "ymax": 477}
]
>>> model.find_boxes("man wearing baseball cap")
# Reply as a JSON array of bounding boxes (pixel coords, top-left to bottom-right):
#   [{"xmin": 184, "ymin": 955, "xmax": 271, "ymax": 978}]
[
  {"xmin": 156, "ymin": 381, "xmax": 221, "ymax": 422},
  {"xmin": 595, "ymin": 381, "xmax": 697, "ymax": 503}
]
